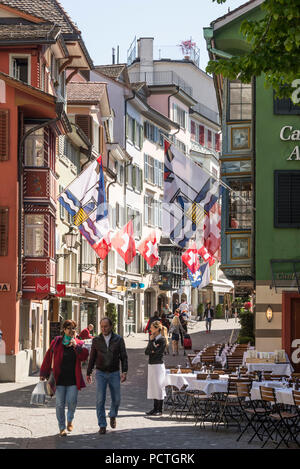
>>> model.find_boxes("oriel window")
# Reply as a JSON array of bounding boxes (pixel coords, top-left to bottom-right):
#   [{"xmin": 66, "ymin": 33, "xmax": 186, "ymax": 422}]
[
  {"xmin": 228, "ymin": 80, "xmax": 252, "ymax": 121},
  {"xmin": 24, "ymin": 126, "xmax": 44, "ymax": 167}
]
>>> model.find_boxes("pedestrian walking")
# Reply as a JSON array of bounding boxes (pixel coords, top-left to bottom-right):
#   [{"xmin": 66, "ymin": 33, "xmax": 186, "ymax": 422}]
[
  {"xmin": 160, "ymin": 313, "xmax": 170, "ymax": 331},
  {"xmin": 144, "ymin": 311, "xmax": 161, "ymax": 340},
  {"xmin": 145, "ymin": 320, "xmax": 166, "ymax": 416},
  {"xmin": 169, "ymin": 315, "xmax": 185, "ymax": 356},
  {"xmin": 179, "ymin": 310, "xmax": 188, "ymax": 347},
  {"xmin": 79, "ymin": 323, "xmax": 94, "ymax": 340},
  {"xmin": 86, "ymin": 317, "xmax": 128, "ymax": 435},
  {"xmin": 203, "ymin": 302, "xmax": 214, "ymax": 333},
  {"xmin": 40, "ymin": 319, "xmax": 88, "ymax": 436},
  {"xmin": 172, "ymin": 299, "xmax": 179, "ymax": 314}
]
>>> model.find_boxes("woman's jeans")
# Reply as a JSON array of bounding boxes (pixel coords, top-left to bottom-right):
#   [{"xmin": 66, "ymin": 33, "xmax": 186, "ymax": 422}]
[
  {"xmin": 96, "ymin": 370, "xmax": 121, "ymax": 428},
  {"xmin": 55, "ymin": 385, "xmax": 78, "ymax": 431}
]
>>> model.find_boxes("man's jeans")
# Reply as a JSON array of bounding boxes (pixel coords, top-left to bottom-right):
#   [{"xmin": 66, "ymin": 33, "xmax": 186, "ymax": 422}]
[
  {"xmin": 206, "ymin": 318, "xmax": 212, "ymax": 331},
  {"xmin": 55, "ymin": 385, "xmax": 78, "ymax": 431},
  {"xmin": 95, "ymin": 370, "xmax": 121, "ymax": 428}
]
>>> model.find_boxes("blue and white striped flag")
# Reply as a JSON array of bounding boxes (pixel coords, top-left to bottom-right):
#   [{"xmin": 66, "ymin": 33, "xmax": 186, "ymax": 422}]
[
  {"xmin": 58, "ymin": 156, "xmax": 109, "ymax": 250},
  {"xmin": 163, "ymin": 141, "xmax": 219, "ymax": 248}
]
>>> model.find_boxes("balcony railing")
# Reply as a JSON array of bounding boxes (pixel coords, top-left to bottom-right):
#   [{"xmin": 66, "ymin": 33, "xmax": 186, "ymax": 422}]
[
  {"xmin": 192, "ymin": 102, "xmax": 220, "ymax": 125},
  {"xmin": 129, "ymin": 71, "xmax": 193, "ymax": 97}
]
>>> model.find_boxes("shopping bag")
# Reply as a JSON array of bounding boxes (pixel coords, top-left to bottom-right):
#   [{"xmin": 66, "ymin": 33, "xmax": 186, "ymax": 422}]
[{"xmin": 30, "ymin": 381, "xmax": 46, "ymax": 405}]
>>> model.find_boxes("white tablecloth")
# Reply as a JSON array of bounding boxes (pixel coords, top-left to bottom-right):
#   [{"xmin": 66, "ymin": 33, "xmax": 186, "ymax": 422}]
[
  {"xmin": 164, "ymin": 373, "xmax": 197, "ymax": 389},
  {"xmin": 250, "ymin": 385, "xmax": 295, "ymax": 405},
  {"xmin": 246, "ymin": 362, "xmax": 293, "ymax": 376},
  {"xmin": 186, "ymin": 379, "xmax": 228, "ymax": 396}
]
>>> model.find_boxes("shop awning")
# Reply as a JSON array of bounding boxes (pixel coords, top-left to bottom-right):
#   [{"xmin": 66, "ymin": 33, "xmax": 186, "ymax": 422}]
[
  {"xmin": 211, "ymin": 278, "xmax": 234, "ymax": 293},
  {"xmin": 85, "ymin": 289, "xmax": 124, "ymax": 306}
]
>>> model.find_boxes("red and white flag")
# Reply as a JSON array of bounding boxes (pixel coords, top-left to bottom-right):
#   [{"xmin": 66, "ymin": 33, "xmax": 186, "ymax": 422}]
[
  {"xmin": 198, "ymin": 245, "xmax": 215, "ymax": 266},
  {"xmin": 111, "ymin": 220, "xmax": 136, "ymax": 265},
  {"xmin": 182, "ymin": 242, "xmax": 200, "ymax": 274},
  {"xmin": 93, "ymin": 232, "xmax": 112, "ymax": 260},
  {"xmin": 204, "ymin": 202, "xmax": 221, "ymax": 261},
  {"xmin": 138, "ymin": 231, "xmax": 159, "ymax": 268}
]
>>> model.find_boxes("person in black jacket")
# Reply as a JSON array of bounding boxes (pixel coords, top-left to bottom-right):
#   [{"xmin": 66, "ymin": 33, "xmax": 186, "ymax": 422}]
[
  {"xmin": 145, "ymin": 320, "xmax": 166, "ymax": 416},
  {"xmin": 86, "ymin": 317, "xmax": 128, "ymax": 434},
  {"xmin": 203, "ymin": 302, "xmax": 214, "ymax": 333}
]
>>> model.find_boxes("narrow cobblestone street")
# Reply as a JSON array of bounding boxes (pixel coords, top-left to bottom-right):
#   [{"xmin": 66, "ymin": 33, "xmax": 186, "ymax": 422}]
[{"xmin": 0, "ymin": 319, "xmax": 263, "ymax": 450}]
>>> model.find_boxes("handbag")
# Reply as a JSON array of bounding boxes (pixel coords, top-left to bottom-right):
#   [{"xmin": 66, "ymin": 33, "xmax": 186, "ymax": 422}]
[{"xmin": 46, "ymin": 337, "xmax": 59, "ymax": 397}]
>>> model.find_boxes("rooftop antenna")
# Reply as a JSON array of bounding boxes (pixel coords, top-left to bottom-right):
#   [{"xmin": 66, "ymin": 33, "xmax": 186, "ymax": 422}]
[
  {"xmin": 117, "ymin": 46, "xmax": 120, "ymax": 64},
  {"xmin": 112, "ymin": 47, "xmax": 115, "ymax": 64}
]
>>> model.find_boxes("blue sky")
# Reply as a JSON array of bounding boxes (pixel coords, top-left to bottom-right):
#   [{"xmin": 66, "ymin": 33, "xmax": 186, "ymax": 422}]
[{"xmin": 60, "ymin": 0, "xmax": 247, "ymax": 72}]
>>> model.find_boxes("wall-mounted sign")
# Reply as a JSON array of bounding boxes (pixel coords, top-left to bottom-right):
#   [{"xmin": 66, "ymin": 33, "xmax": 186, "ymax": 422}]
[
  {"xmin": 56, "ymin": 284, "xmax": 66, "ymax": 297},
  {"xmin": 279, "ymin": 126, "xmax": 300, "ymax": 160},
  {"xmin": 35, "ymin": 278, "xmax": 50, "ymax": 294},
  {"xmin": 0, "ymin": 283, "xmax": 10, "ymax": 292}
]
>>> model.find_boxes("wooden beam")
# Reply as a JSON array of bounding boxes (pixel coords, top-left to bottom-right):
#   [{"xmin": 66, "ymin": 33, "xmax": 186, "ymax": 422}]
[{"xmin": 0, "ymin": 4, "xmax": 44, "ymax": 23}]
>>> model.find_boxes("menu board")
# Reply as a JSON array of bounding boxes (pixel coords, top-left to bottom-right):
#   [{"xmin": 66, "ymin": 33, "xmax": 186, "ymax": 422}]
[{"xmin": 49, "ymin": 322, "xmax": 61, "ymax": 343}]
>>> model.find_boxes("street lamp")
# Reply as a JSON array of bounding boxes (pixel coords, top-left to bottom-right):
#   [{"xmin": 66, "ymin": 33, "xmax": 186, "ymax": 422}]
[
  {"xmin": 56, "ymin": 227, "xmax": 78, "ymax": 260},
  {"xmin": 266, "ymin": 305, "xmax": 273, "ymax": 323}
]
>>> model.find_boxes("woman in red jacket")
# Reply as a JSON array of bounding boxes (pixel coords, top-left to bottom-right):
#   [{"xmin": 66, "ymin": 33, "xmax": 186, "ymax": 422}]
[{"xmin": 40, "ymin": 319, "xmax": 88, "ymax": 436}]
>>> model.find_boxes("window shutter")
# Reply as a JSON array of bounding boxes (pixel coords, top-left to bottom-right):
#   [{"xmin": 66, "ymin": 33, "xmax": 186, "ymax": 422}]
[
  {"xmin": 215, "ymin": 133, "xmax": 221, "ymax": 152},
  {"xmin": 191, "ymin": 120, "xmax": 196, "ymax": 140},
  {"xmin": 275, "ymin": 171, "xmax": 300, "ymax": 227},
  {"xmin": 0, "ymin": 207, "xmax": 8, "ymax": 256},
  {"xmin": 144, "ymin": 154, "xmax": 148, "ymax": 181},
  {"xmin": 132, "ymin": 165, "xmax": 137, "ymax": 189},
  {"xmin": 75, "ymin": 115, "xmax": 93, "ymax": 142},
  {"xmin": 0, "ymin": 110, "xmax": 9, "ymax": 161},
  {"xmin": 207, "ymin": 130, "xmax": 212, "ymax": 148},
  {"xmin": 99, "ymin": 125, "xmax": 104, "ymax": 154},
  {"xmin": 144, "ymin": 195, "xmax": 148, "ymax": 225},
  {"xmin": 199, "ymin": 125, "xmax": 205, "ymax": 146}
]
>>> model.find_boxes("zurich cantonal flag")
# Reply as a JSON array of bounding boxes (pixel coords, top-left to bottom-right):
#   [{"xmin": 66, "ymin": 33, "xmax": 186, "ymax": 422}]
[{"xmin": 187, "ymin": 263, "xmax": 210, "ymax": 289}]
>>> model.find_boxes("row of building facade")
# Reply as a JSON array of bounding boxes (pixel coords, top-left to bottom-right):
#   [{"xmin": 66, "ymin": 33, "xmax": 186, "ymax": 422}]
[{"xmin": 0, "ymin": 0, "xmax": 234, "ymax": 382}]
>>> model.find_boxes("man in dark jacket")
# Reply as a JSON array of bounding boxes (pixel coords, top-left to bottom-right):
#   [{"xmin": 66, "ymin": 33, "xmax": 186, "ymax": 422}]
[
  {"xmin": 203, "ymin": 302, "xmax": 214, "ymax": 333},
  {"xmin": 86, "ymin": 317, "xmax": 128, "ymax": 434}
]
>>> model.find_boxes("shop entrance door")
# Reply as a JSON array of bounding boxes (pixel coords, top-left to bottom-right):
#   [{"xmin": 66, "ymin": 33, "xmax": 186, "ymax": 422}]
[{"xmin": 291, "ymin": 298, "xmax": 300, "ymax": 373}]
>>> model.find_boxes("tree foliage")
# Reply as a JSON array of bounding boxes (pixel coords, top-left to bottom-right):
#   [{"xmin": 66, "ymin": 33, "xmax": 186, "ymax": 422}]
[{"xmin": 208, "ymin": 0, "xmax": 300, "ymax": 100}]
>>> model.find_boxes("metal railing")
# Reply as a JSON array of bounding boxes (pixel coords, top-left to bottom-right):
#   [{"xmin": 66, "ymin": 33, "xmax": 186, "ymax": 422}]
[
  {"xmin": 129, "ymin": 71, "xmax": 193, "ymax": 97},
  {"xmin": 192, "ymin": 102, "xmax": 220, "ymax": 124}
]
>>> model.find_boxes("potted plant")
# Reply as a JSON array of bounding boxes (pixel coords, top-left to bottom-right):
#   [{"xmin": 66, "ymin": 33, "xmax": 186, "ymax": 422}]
[{"xmin": 106, "ymin": 303, "xmax": 118, "ymax": 333}]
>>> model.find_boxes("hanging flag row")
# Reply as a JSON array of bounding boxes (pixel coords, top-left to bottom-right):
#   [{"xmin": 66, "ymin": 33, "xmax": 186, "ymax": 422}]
[{"xmin": 58, "ymin": 142, "xmax": 221, "ymax": 271}]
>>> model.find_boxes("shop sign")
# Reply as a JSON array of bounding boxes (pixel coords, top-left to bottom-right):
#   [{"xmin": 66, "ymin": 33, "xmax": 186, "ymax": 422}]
[
  {"xmin": 279, "ymin": 126, "xmax": 300, "ymax": 160},
  {"xmin": 291, "ymin": 339, "xmax": 300, "ymax": 365},
  {"xmin": 56, "ymin": 284, "xmax": 66, "ymax": 297},
  {"xmin": 0, "ymin": 283, "xmax": 10, "ymax": 292},
  {"xmin": 35, "ymin": 278, "xmax": 50, "ymax": 294},
  {"xmin": 66, "ymin": 287, "xmax": 85, "ymax": 295}
]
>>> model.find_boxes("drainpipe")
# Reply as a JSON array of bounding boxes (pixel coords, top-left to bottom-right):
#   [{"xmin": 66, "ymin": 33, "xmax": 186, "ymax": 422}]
[
  {"xmin": 18, "ymin": 116, "xmax": 61, "ymax": 298},
  {"xmin": 70, "ymin": 122, "xmax": 93, "ymax": 290}
]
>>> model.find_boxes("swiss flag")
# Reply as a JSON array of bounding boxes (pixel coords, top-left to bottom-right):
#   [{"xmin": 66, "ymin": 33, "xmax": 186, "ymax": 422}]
[
  {"xmin": 198, "ymin": 246, "xmax": 215, "ymax": 267},
  {"xmin": 93, "ymin": 233, "xmax": 111, "ymax": 260},
  {"xmin": 111, "ymin": 220, "xmax": 136, "ymax": 265},
  {"xmin": 138, "ymin": 231, "xmax": 159, "ymax": 268},
  {"xmin": 182, "ymin": 242, "xmax": 200, "ymax": 274}
]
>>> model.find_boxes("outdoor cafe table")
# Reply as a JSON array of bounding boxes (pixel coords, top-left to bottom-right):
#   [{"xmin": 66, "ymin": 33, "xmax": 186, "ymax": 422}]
[
  {"xmin": 243, "ymin": 352, "xmax": 293, "ymax": 376},
  {"xmin": 185, "ymin": 377, "xmax": 229, "ymax": 396},
  {"xmin": 164, "ymin": 372, "xmax": 197, "ymax": 389},
  {"xmin": 250, "ymin": 381, "xmax": 296, "ymax": 405}
]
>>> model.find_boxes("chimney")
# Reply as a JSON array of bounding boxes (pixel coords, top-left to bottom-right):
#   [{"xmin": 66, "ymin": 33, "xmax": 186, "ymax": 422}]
[
  {"xmin": 112, "ymin": 48, "xmax": 115, "ymax": 64},
  {"xmin": 137, "ymin": 37, "xmax": 154, "ymax": 83}
]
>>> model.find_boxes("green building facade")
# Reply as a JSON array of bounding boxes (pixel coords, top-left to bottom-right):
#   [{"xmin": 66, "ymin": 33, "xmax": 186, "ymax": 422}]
[{"xmin": 206, "ymin": 0, "xmax": 300, "ymax": 362}]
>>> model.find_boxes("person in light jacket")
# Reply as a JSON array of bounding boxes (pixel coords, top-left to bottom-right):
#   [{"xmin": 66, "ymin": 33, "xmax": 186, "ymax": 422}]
[
  {"xmin": 145, "ymin": 321, "xmax": 166, "ymax": 416},
  {"xmin": 40, "ymin": 319, "xmax": 88, "ymax": 436},
  {"xmin": 169, "ymin": 314, "xmax": 186, "ymax": 356}
]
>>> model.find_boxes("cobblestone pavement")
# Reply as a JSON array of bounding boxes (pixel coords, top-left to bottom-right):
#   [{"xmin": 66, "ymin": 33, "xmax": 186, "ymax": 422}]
[{"xmin": 0, "ymin": 319, "xmax": 266, "ymax": 450}]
